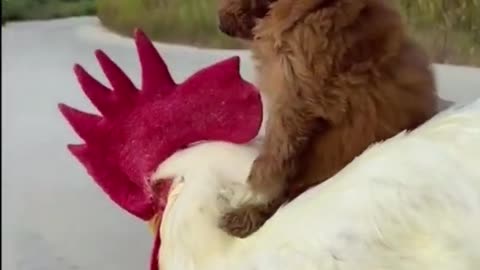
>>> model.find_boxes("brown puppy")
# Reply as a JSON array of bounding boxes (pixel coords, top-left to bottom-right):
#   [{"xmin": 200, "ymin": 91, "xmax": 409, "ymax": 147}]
[{"xmin": 217, "ymin": 0, "xmax": 438, "ymax": 237}]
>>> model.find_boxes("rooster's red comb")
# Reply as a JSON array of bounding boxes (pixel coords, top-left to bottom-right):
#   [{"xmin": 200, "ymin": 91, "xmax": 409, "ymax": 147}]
[{"xmin": 59, "ymin": 30, "xmax": 263, "ymax": 220}]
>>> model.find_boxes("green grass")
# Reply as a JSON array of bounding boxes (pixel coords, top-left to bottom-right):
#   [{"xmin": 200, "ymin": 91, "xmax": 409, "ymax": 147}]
[
  {"xmin": 2, "ymin": 0, "xmax": 96, "ymax": 23},
  {"xmin": 96, "ymin": 0, "xmax": 241, "ymax": 49},
  {"xmin": 397, "ymin": 0, "xmax": 480, "ymax": 66}
]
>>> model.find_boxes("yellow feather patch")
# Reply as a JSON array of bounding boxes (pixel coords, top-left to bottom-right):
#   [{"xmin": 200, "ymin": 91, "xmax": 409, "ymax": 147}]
[{"xmin": 148, "ymin": 213, "xmax": 161, "ymax": 235}]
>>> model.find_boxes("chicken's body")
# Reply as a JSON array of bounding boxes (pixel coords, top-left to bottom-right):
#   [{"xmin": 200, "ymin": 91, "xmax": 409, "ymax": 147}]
[{"xmin": 153, "ymin": 98, "xmax": 480, "ymax": 270}]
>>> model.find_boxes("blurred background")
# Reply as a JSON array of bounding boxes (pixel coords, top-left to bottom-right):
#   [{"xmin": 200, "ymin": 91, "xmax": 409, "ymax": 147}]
[
  {"xmin": 2, "ymin": 0, "xmax": 480, "ymax": 66},
  {"xmin": 2, "ymin": 1, "xmax": 480, "ymax": 270}
]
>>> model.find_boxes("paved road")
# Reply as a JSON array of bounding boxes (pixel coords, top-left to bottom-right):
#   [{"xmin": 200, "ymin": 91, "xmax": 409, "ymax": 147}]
[{"xmin": 2, "ymin": 17, "xmax": 480, "ymax": 270}]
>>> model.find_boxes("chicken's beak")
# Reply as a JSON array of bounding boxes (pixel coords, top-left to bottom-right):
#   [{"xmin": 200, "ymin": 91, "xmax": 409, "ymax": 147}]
[
  {"xmin": 148, "ymin": 177, "xmax": 174, "ymax": 235},
  {"xmin": 148, "ymin": 213, "xmax": 161, "ymax": 235}
]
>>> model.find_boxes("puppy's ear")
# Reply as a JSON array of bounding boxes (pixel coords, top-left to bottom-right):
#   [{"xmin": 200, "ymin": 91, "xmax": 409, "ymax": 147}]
[
  {"xmin": 270, "ymin": 0, "xmax": 367, "ymax": 32},
  {"xmin": 267, "ymin": 0, "xmax": 335, "ymax": 30},
  {"xmin": 251, "ymin": 0, "xmax": 274, "ymax": 18}
]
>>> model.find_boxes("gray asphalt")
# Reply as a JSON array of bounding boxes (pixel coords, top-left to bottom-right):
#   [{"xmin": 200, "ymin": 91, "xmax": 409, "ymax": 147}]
[{"xmin": 2, "ymin": 17, "xmax": 480, "ymax": 270}]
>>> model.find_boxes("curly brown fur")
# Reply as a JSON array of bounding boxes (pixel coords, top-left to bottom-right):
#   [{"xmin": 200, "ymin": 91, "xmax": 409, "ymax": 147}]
[
  {"xmin": 218, "ymin": 0, "xmax": 274, "ymax": 39},
  {"xmin": 218, "ymin": 0, "xmax": 439, "ymax": 238}
]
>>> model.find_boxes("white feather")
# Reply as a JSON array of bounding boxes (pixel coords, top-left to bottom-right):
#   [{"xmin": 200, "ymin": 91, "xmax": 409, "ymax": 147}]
[{"xmin": 153, "ymin": 98, "xmax": 480, "ymax": 270}]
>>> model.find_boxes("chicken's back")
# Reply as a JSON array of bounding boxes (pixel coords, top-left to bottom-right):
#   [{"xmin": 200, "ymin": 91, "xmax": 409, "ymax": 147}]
[{"xmin": 241, "ymin": 98, "xmax": 480, "ymax": 270}]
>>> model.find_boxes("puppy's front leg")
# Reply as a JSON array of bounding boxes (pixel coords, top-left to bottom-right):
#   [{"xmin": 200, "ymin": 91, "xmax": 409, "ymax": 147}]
[
  {"xmin": 220, "ymin": 94, "xmax": 319, "ymax": 237},
  {"xmin": 250, "ymin": 100, "xmax": 318, "ymax": 198}
]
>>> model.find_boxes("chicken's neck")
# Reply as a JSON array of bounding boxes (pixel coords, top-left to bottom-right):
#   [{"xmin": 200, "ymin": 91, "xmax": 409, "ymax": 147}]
[
  {"xmin": 159, "ymin": 198, "xmax": 249, "ymax": 270},
  {"xmin": 155, "ymin": 142, "xmax": 260, "ymax": 270}
]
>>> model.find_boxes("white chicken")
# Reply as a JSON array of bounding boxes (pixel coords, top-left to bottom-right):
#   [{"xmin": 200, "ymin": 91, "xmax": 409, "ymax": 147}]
[{"xmin": 152, "ymin": 98, "xmax": 480, "ymax": 270}]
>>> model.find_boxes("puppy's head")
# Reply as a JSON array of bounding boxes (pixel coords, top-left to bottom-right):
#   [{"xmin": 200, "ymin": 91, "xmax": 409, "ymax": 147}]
[{"xmin": 217, "ymin": 0, "xmax": 276, "ymax": 39}]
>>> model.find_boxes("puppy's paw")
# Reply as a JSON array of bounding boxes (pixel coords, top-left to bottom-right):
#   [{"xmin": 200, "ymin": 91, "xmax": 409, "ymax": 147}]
[
  {"xmin": 247, "ymin": 156, "xmax": 286, "ymax": 200},
  {"xmin": 217, "ymin": 181, "xmax": 267, "ymax": 210},
  {"xmin": 219, "ymin": 205, "xmax": 269, "ymax": 238}
]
